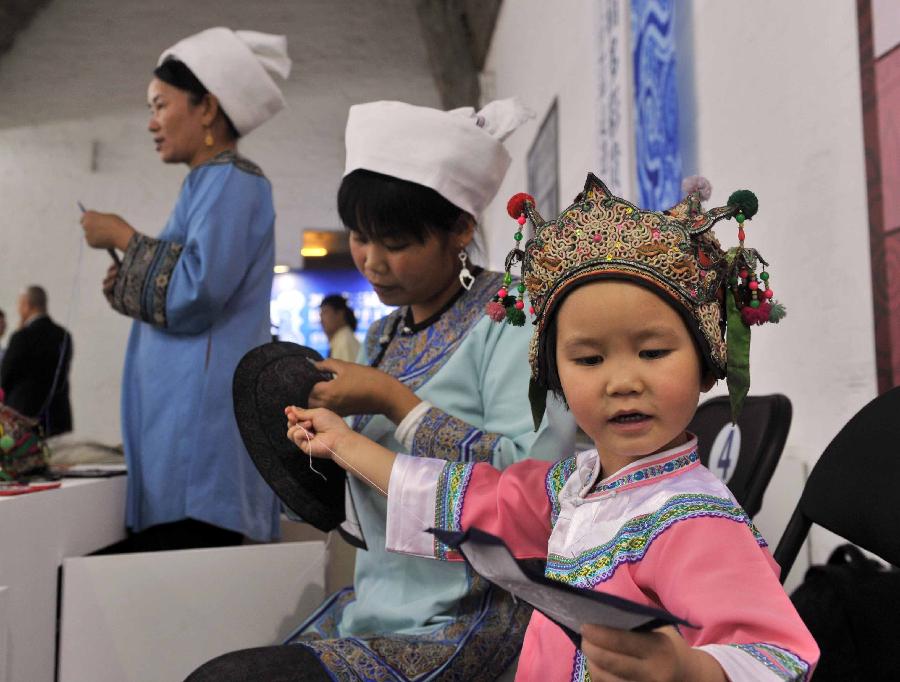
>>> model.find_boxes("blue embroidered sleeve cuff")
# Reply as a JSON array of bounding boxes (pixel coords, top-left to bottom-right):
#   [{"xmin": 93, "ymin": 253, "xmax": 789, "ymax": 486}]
[
  {"xmin": 109, "ymin": 233, "xmax": 183, "ymax": 328},
  {"xmin": 410, "ymin": 406, "xmax": 501, "ymax": 463},
  {"xmin": 433, "ymin": 461, "xmax": 475, "ymax": 559},
  {"xmin": 698, "ymin": 642, "xmax": 812, "ymax": 682}
]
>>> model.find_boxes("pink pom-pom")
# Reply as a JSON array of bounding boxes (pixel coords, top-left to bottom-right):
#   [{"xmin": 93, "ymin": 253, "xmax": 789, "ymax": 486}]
[
  {"xmin": 498, "ymin": 288, "xmax": 508, "ymax": 298},
  {"xmin": 529, "ymin": 306, "xmax": 535, "ymax": 315},
  {"xmin": 748, "ymin": 280, "xmax": 759, "ymax": 291},
  {"xmin": 517, "ymin": 215, "xmax": 527, "ymax": 226},
  {"xmin": 486, "ymin": 301, "xmax": 506, "ymax": 322},
  {"xmin": 681, "ymin": 175, "xmax": 712, "ymax": 201},
  {"xmin": 515, "ymin": 300, "xmax": 525, "ymax": 310},
  {"xmin": 764, "ymin": 289, "xmax": 774, "ymax": 299},
  {"xmin": 507, "ymin": 192, "xmax": 535, "ymax": 218}
]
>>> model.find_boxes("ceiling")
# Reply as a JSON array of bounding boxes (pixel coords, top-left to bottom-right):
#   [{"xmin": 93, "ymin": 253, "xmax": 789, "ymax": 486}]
[{"xmin": 0, "ymin": 0, "xmax": 501, "ymax": 267}]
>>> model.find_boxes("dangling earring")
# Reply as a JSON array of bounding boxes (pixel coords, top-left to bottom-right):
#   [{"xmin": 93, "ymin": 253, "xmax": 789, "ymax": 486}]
[
  {"xmin": 458, "ymin": 249, "xmax": 474, "ymax": 291},
  {"xmin": 204, "ymin": 128, "xmax": 214, "ymax": 148}
]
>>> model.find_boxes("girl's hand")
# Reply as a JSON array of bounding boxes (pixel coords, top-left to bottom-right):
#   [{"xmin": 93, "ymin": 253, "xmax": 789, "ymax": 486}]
[
  {"xmin": 285, "ymin": 406, "xmax": 353, "ymax": 459},
  {"xmin": 80, "ymin": 210, "xmax": 136, "ymax": 250},
  {"xmin": 286, "ymin": 405, "xmax": 398, "ymax": 495},
  {"xmin": 581, "ymin": 625, "xmax": 725, "ymax": 682},
  {"xmin": 308, "ymin": 359, "xmax": 420, "ymax": 423}
]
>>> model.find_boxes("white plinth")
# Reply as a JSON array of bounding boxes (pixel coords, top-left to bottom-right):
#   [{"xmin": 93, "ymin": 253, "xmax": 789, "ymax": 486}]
[
  {"xmin": 0, "ymin": 477, "xmax": 127, "ymax": 682},
  {"xmin": 59, "ymin": 541, "xmax": 326, "ymax": 682}
]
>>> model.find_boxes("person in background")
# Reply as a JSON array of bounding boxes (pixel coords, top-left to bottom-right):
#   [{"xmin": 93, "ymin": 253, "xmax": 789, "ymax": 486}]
[
  {"xmin": 0, "ymin": 286, "xmax": 73, "ymax": 435},
  {"xmin": 79, "ymin": 27, "xmax": 290, "ymax": 551},
  {"xmin": 319, "ymin": 294, "xmax": 360, "ymax": 362}
]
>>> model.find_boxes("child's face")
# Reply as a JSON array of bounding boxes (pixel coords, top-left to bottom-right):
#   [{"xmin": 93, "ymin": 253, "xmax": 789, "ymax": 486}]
[{"xmin": 554, "ymin": 280, "xmax": 714, "ymax": 473}]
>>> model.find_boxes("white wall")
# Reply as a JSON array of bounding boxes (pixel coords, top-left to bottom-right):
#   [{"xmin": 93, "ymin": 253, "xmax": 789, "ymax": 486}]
[
  {"xmin": 481, "ymin": 0, "xmax": 633, "ymax": 264},
  {"xmin": 0, "ymin": 0, "xmax": 439, "ymax": 442},
  {"xmin": 481, "ymin": 0, "xmax": 877, "ymax": 572},
  {"xmin": 688, "ymin": 0, "xmax": 876, "ymax": 565}
]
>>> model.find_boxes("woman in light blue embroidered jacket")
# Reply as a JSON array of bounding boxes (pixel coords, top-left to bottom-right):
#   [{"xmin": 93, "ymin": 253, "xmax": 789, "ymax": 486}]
[{"xmin": 188, "ymin": 99, "xmax": 575, "ymax": 681}]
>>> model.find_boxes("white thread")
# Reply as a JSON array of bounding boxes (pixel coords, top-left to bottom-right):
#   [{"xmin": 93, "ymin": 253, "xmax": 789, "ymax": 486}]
[
  {"xmin": 292, "ymin": 423, "xmax": 435, "ymax": 533},
  {"xmin": 297, "ymin": 425, "xmax": 390, "ymax": 497},
  {"xmin": 299, "ymin": 426, "xmax": 328, "ymax": 482}
]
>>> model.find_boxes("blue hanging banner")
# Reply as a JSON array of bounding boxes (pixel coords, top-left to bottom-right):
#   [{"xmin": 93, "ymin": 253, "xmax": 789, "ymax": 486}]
[{"xmin": 631, "ymin": 0, "xmax": 682, "ymax": 210}]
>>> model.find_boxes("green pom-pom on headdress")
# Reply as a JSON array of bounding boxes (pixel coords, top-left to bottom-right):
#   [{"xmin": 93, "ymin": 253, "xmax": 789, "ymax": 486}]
[
  {"xmin": 506, "ymin": 306, "xmax": 526, "ymax": 326},
  {"xmin": 768, "ymin": 301, "xmax": 787, "ymax": 323},
  {"xmin": 727, "ymin": 190, "xmax": 758, "ymax": 220}
]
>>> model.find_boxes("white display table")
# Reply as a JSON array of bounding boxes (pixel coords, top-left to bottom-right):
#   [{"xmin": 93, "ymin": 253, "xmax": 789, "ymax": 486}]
[
  {"xmin": 0, "ymin": 477, "xmax": 127, "ymax": 682},
  {"xmin": 58, "ymin": 541, "xmax": 326, "ymax": 682}
]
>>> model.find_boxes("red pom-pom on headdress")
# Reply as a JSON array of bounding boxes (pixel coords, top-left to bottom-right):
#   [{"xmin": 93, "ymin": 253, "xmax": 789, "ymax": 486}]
[
  {"xmin": 485, "ymin": 300, "xmax": 507, "ymax": 322},
  {"xmin": 507, "ymin": 193, "xmax": 535, "ymax": 218}
]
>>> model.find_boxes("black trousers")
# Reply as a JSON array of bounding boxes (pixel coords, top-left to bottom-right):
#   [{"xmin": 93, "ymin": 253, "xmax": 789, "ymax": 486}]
[
  {"xmin": 185, "ymin": 645, "xmax": 331, "ymax": 681},
  {"xmin": 93, "ymin": 518, "xmax": 243, "ymax": 554}
]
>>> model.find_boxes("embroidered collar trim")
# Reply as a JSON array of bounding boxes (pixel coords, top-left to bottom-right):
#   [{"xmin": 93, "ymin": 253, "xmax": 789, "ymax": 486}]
[{"xmin": 584, "ymin": 436, "xmax": 700, "ymax": 499}]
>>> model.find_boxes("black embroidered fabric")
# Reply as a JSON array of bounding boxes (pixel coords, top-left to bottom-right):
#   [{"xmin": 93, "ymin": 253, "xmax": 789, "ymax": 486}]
[{"xmin": 232, "ymin": 342, "xmax": 345, "ymax": 531}]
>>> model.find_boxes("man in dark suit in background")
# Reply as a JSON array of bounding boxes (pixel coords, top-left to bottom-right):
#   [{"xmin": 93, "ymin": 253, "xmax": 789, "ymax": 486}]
[{"xmin": 0, "ymin": 286, "xmax": 73, "ymax": 435}]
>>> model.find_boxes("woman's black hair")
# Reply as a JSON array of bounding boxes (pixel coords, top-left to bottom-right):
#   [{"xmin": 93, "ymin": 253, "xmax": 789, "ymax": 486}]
[
  {"xmin": 337, "ymin": 169, "xmax": 471, "ymax": 244},
  {"xmin": 153, "ymin": 59, "xmax": 240, "ymax": 140},
  {"xmin": 321, "ymin": 294, "xmax": 358, "ymax": 331}
]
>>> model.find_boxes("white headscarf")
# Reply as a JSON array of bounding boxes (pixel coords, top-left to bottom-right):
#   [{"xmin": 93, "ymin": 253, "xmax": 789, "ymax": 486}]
[
  {"xmin": 344, "ymin": 98, "xmax": 533, "ymax": 217},
  {"xmin": 158, "ymin": 27, "xmax": 291, "ymax": 136}
]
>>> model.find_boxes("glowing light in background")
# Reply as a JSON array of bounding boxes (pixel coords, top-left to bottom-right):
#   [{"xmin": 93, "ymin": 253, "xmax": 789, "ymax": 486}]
[{"xmin": 300, "ymin": 246, "xmax": 328, "ymax": 257}]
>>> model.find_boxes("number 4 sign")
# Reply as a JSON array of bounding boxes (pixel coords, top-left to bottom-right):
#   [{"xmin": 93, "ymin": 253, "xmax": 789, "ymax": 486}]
[{"xmin": 709, "ymin": 423, "xmax": 741, "ymax": 484}]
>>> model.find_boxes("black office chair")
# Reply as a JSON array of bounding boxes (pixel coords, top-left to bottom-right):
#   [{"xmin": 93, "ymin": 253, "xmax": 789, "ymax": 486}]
[
  {"xmin": 773, "ymin": 387, "xmax": 900, "ymax": 583},
  {"xmin": 688, "ymin": 394, "xmax": 792, "ymax": 518}
]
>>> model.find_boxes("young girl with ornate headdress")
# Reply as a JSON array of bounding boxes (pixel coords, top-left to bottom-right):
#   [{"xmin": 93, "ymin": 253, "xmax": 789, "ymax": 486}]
[{"xmin": 284, "ymin": 174, "xmax": 818, "ymax": 681}]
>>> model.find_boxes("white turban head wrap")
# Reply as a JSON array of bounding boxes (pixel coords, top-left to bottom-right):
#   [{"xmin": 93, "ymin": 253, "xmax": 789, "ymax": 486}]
[
  {"xmin": 344, "ymin": 99, "xmax": 533, "ymax": 217},
  {"xmin": 158, "ymin": 27, "xmax": 291, "ymax": 137}
]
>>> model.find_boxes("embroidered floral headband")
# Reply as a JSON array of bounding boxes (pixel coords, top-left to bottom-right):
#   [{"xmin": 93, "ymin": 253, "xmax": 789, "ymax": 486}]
[{"xmin": 487, "ymin": 173, "xmax": 785, "ymax": 427}]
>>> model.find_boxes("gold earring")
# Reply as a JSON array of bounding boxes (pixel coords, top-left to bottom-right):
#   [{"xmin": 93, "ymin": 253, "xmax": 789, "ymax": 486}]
[{"xmin": 204, "ymin": 129, "xmax": 214, "ymax": 148}]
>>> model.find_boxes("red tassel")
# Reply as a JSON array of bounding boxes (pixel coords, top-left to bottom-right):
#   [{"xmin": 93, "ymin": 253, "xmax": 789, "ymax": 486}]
[
  {"xmin": 740, "ymin": 302, "xmax": 772, "ymax": 326},
  {"xmin": 507, "ymin": 193, "xmax": 535, "ymax": 219},
  {"xmin": 740, "ymin": 306, "xmax": 759, "ymax": 326},
  {"xmin": 486, "ymin": 301, "xmax": 506, "ymax": 322}
]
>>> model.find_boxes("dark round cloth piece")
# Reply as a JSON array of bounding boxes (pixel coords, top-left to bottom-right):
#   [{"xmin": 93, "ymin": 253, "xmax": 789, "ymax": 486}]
[
  {"xmin": 184, "ymin": 644, "xmax": 331, "ymax": 681},
  {"xmin": 232, "ymin": 342, "xmax": 346, "ymax": 531}
]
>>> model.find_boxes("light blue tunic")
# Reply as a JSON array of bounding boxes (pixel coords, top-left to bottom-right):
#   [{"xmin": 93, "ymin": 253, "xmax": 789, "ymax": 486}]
[{"xmin": 116, "ymin": 152, "xmax": 280, "ymax": 541}]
